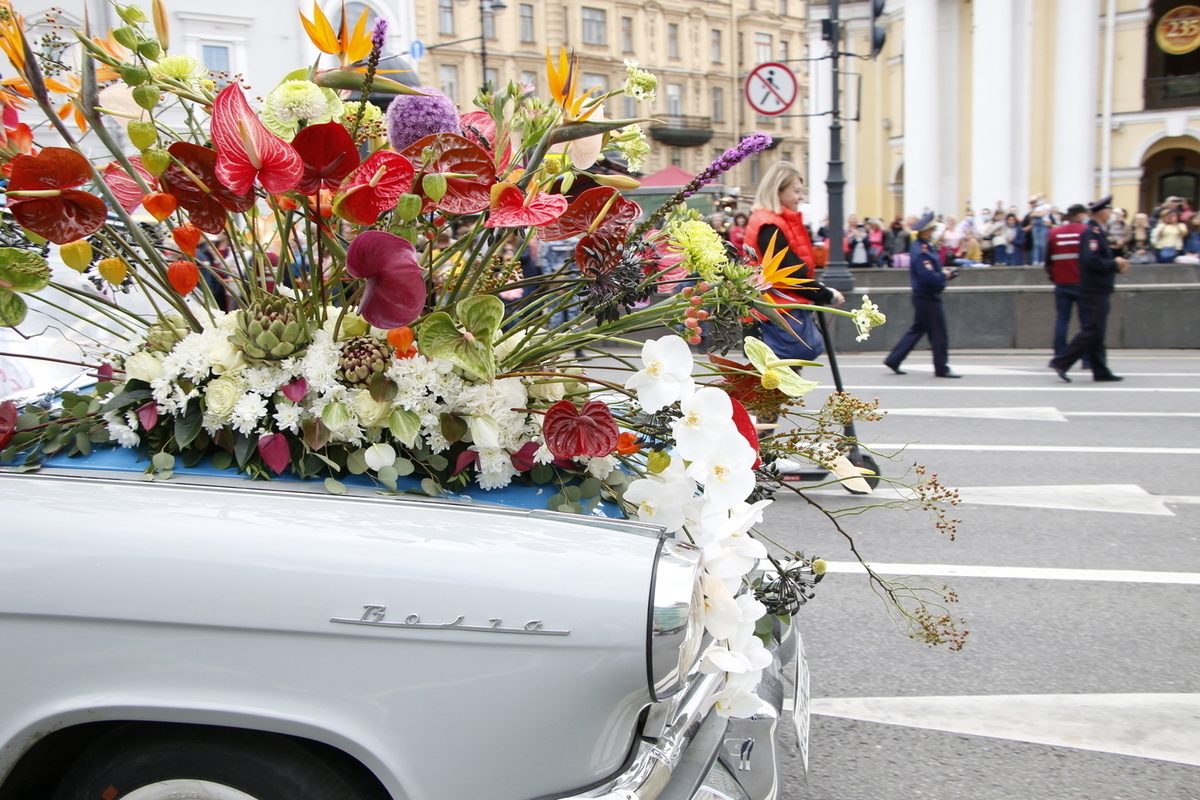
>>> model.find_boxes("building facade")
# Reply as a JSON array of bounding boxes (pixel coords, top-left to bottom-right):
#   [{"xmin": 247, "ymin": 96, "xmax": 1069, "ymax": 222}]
[
  {"xmin": 413, "ymin": 0, "xmax": 810, "ymax": 197},
  {"xmin": 810, "ymin": 0, "xmax": 1200, "ymax": 223}
]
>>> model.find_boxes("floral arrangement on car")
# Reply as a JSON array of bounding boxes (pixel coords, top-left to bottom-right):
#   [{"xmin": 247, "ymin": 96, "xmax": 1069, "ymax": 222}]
[{"xmin": 0, "ymin": 1, "xmax": 965, "ymax": 716}]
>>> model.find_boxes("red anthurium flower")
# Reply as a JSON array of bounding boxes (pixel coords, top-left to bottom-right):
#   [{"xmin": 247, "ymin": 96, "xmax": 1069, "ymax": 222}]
[
  {"xmin": 332, "ymin": 151, "xmax": 414, "ymax": 226},
  {"xmin": 730, "ymin": 398, "xmax": 762, "ymax": 469},
  {"xmin": 291, "ymin": 121, "xmax": 361, "ymax": 196},
  {"xmin": 485, "ymin": 182, "xmax": 568, "ymax": 228},
  {"xmin": 5, "ymin": 148, "xmax": 107, "ymax": 244},
  {"xmin": 453, "ymin": 449, "xmax": 479, "ymax": 477},
  {"xmin": 160, "ymin": 142, "xmax": 256, "ymax": 234},
  {"xmin": 400, "ymin": 133, "xmax": 494, "ymax": 215},
  {"xmin": 536, "ymin": 186, "xmax": 640, "ymax": 242},
  {"xmin": 0, "ymin": 400, "xmax": 17, "ymax": 450},
  {"xmin": 210, "ymin": 83, "xmax": 303, "ymax": 195},
  {"xmin": 257, "ymin": 432, "xmax": 291, "ymax": 475},
  {"xmin": 510, "ymin": 441, "xmax": 540, "ymax": 472},
  {"xmin": 543, "ymin": 399, "xmax": 620, "ymax": 459},
  {"xmin": 345, "ymin": 230, "xmax": 426, "ymax": 329},
  {"xmin": 171, "ymin": 224, "xmax": 202, "ymax": 258},
  {"xmin": 459, "ymin": 110, "xmax": 512, "ymax": 170},
  {"xmin": 101, "ymin": 157, "xmax": 156, "ymax": 213}
]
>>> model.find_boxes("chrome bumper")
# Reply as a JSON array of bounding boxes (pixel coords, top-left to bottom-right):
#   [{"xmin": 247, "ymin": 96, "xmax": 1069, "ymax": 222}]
[{"xmin": 560, "ymin": 620, "xmax": 797, "ymax": 800}]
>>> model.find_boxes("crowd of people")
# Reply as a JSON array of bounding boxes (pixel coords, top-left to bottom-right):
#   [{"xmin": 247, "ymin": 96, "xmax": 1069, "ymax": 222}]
[{"xmin": 719, "ymin": 193, "xmax": 1197, "ymax": 269}]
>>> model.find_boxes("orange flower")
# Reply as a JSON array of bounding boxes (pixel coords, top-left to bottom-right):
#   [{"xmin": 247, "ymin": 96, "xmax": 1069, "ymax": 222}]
[
  {"xmin": 387, "ymin": 326, "xmax": 419, "ymax": 358},
  {"xmin": 546, "ymin": 46, "xmax": 601, "ymax": 122},
  {"xmin": 300, "ymin": 2, "xmax": 372, "ymax": 66},
  {"xmin": 756, "ymin": 231, "xmax": 811, "ymax": 293},
  {"xmin": 615, "ymin": 431, "xmax": 640, "ymax": 456}
]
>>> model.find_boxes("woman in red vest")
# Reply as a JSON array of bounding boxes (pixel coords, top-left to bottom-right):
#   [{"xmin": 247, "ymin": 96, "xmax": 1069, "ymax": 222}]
[{"xmin": 744, "ymin": 162, "xmax": 844, "ymax": 363}]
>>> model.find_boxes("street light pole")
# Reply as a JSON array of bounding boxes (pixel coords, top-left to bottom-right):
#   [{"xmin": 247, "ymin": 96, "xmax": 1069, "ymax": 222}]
[
  {"xmin": 822, "ymin": 0, "xmax": 854, "ymax": 293},
  {"xmin": 478, "ymin": 0, "xmax": 506, "ymax": 91}
]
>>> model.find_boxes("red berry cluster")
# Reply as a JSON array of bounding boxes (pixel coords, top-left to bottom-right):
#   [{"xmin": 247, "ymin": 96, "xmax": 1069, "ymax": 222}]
[{"xmin": 680, "ymin": 282, "xmax": 711, "ymax": 345}]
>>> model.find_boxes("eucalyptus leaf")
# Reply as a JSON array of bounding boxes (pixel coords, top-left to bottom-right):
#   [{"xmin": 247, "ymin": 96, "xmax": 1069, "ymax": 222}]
[
  {"xmin": 531, "ymin": 464, "xmax": 554, "ymax": 484},
  {"xmin": 393, "ymin": 458, "xmax": 415, "ymax": 476},
  {"xmin": 426, "ymin": 454, "xmax": 448, "ymax": 471},
  {"xmin": 377, "ymin": 465, "xmax": 398, "ymax": 490},
  {"xmin": 74, "ymin": 432, "xmax": 92, "ymax": 457},
  {"xmin": 324, "ymin": 477, "xmax": 348, "ymax": 495},
  {"xmin": 151, "ymin": 452, "xmax": 175, "ymax": 471},
  {"xmin": 578, "ymin": 477, "xmax": 602, "ymax": 499},
  {"xmin": 347, "ymin": 448, "xmax": 369, "ymax": 475},
  {"xmin": 211, "ymin": 450, "xmax": 233, "ymax": 471}
]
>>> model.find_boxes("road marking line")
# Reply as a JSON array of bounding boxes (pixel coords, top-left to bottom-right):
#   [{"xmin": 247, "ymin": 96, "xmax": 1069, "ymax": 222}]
[
  {"xmin": 800, "ymin": 483, "xmax": 1199, "ymax": 516},
  {"xmin": 812, "ymin": 386, "xmax": 1200, "ymax": 392},
  {"xmin": 1064, "ymin": 411, "xmax": 1200, "ymax": 417},
  {"xmin": 822, "ymin": 561, "xmax": 1200, "ymax": 584},
  {"xmin": 811, "ymin": 694, "xmax": 1200, "ymax": 767},
  {"xmin": 886, "ymin": 406, "xmax": 1068, "ymax": 421},
  {"xmin": 868, "ymin": 443, "xmax": 1200, "ymax": 454}
]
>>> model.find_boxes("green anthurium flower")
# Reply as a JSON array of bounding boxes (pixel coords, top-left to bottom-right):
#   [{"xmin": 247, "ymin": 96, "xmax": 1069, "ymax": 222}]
[
  {"xmin": 0, "ymin": 248, "xmax": 51, "ymax": 327},
  {"xmin": 742, "ymin": 336, "xmax": 821, "ymax": 397},
  {"xmin": 418, "ymin": 295, "xmax": 506, "ymax": 382}
]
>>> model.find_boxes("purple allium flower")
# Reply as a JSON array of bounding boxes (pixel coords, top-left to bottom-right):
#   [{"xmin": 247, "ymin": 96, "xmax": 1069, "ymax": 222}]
[{"xmin": 385, "ymin": 87, "xmax": 461, "ymax": 151}]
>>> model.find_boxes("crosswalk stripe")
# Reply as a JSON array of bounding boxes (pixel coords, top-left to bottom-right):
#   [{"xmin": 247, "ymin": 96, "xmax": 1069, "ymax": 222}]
[{"xmin": 821, "ymin": 561, "xmax": 1200, "ymax": 584}]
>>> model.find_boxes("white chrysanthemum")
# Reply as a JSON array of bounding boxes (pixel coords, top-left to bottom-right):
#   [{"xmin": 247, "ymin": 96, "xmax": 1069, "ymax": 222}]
[
  {"xmin": 230, "ymin": 393, "xmax": 268, "ymax": 435},
  {"xmin": 298, "ymin": 330, "xmax": 342, "ymax": 395},
  {"xmin": 475, "ymin": 446, "xmax": 519, "ymax": 489},
  {"xmin": 584, "ymin": 454, "xmax": 617, "ymax": 480},
  {"xmin": 244, "ymin": 365, "xmax": 288, "ymax": 396},
  {"xmin": 103, "ymin": 411, "xmax": 140, "ymax": 448},
  {"xmin": 273, "ymin": 402, "xmax": 305, "ymax": 433},
  {"xmin": 150, "ymin": 54, "xmax": 208, "ymax": 81}
]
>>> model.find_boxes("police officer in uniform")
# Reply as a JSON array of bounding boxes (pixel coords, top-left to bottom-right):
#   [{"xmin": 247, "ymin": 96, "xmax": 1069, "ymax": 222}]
[
  {"xmin": 1049, "ymin": 195, "xmax": 1129, "ymax": 382},
  {"xmin": 884, "ymin": 212, "xmax": 961, "ymax": 378}
]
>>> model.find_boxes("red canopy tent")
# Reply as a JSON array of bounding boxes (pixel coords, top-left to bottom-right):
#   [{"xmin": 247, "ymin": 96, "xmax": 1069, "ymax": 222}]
[{"xmin": 638, "ymin": 165, "xmax": 696, "ymax": 188}]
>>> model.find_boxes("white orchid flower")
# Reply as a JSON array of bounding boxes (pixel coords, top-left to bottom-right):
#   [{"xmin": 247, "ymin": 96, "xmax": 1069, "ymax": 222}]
[
  {"xmin": 710, "ymin": 680, "xmax": 765, "ymax": 719},
  {"xmin": 624, "ymin": 478, "xmax": 688, "ymax": 533},
  {"xmin": 701, "ymin": 532, "xmax": 768, "ymax": 578},
  {"xmin": 671, "ymin": 386, "xmax": 736, "ymax": 462},
  {"xmin": 700, "ymin": 642, "xmax": 754, "ymax": 675},
  {"xmin": 697, "ymin": 498, "xmax": 773, "ymax": 544},
  {"xmin": 743, "ymin": 336, "xmax": 821, "ymax": 397},
  {"xmin": 686, "ymin": 430, "xmax": 757, "ymax": 509},
  {"xmin": 701, "ymin": 572, "xmax": 743, "ymax": 639},
  {"xmin": 625, "ymin": 336, "xmax": 695, "ymax": 413},
  {"xmin": 727, "ymin": 624, "xmax": 774, "ymax": 672}
]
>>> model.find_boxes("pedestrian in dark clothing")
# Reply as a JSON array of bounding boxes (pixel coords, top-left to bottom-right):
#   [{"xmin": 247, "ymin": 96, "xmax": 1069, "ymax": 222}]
[
  {"xmin": 1046, "ymin": 204, "xmax": 1090, "ymax": 360},
  {"xmin": 1049, "ymin": 196, "xmax": 1130, "ymax": 382},
  {"xmin": 883, "ymin": 212, "xmax": 961, "ymax": 378}
]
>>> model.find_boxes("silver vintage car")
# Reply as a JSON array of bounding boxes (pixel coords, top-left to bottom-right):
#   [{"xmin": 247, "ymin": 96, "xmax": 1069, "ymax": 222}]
[{"xmin": 0, "ymin": 446, "xmax": 799, "ymax": 800}]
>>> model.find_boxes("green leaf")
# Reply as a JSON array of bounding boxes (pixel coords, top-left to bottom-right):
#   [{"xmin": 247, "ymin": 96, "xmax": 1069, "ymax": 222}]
[
  {"xmin": 74, "ymin": 431, "xmax": 92, "ymax": 457},
  {"xmin": 754, "ymin": 615, "xmax": 775, "ymax": 647},
  {"xmin": 426, "ymin": 453, "xmax": 448, "ymax": 471},
  {"xmin": 0, "ymin": 292, "xmax": 28, "ymax": 327},
  {"xmin": 377, "ymin": 465, "xmax": 398, "ymax": 490},
  {"xmin": 417, "ymin": 311, "xmax": 495, "ymax": 382},
  {"xmin": 151, "ymin": 452, "xmax": 175, "ymax": 471},
  {"xmin": 439, "ymin": 412, "xmax": 468, "ymax": 444},
  {"xmin": 233, "ymin": 431, "xmax": 255, "ymax": 467},
  {"xmin": 303, "ymin": 418, "xmax": 332, "ymax": 451},
  {"xmin": 346, "ymin": 448, "xmax": 368, "ymax": 475},
  {"xmin": 531, "ymin": 463, "xmax": 554, "ymax": 484},
  {"xmin": 387, "ymin": 409, "xmax": 421, "ymax": 446},
  {"xmin": 0, "ymin": 248, "xmax": 51, "ymax": 293},
  {"xmin": 578, "ymin": 477, "xmax": 602, "ymax": 499},
  {"xmin": 211, "ymin": 450, "xmax": 233, "ymax": 471},
  {"xmin": 100, "ymin": 387, "xmax": 151, "ymax": 415},
  {"xmin": 174, "ymin": 399, "xmax": 202, "ymax": 448},
  {"xmin": 324, "ymin": 477, "xmax": 348, "ymax": 495},
  {"xmin": 368, "ymin": 371, "xmax": 398, "ymax": 403},
  {"xmin": 181, "ymin": 448, "xmax": 206, "ymax": 468},
  {"xmin": 393, "ymin": 458, "xmax": 415, "ymax": 477}
]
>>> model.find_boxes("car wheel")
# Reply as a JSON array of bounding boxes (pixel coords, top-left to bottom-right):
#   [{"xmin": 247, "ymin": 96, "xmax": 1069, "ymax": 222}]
[{"xmin": 51, "ymin": 724, "xmax": 369, "ymax": 800}]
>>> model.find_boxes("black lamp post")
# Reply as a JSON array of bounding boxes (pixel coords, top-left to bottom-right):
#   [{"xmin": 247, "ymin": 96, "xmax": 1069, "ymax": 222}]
[{"xmin": 479, "ymin": 0, "xmax": 507, "ymax": 90}]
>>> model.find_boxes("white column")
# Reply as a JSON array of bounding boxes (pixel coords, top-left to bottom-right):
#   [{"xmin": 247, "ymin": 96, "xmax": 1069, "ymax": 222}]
[
  {"xmin": 970, "ymin": 0, "xmax": 1016, "ymax": 212},
  {"xmin": 1051, "ymin": 0, "xmax": 1100, "ymax": 206},
  {"xmin": 806, "ymin": 23, "xmax": 832, "ymax": 226},
  {"xmin": 903, "ymin": 0, "xmax": 940, "ymax": 216}
]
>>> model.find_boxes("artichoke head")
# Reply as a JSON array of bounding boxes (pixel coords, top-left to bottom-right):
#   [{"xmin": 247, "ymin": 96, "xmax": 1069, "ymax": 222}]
[
  {"xmin": 231, "ymin": 296, "xmax": 311, "ymax": 363},
  {"xmin": 145, "ymin": 314, "xmax": 191, "ymax": 353},
  {"xmin": 337, "ymin": 335, "xmax": 392, "ymax": 387}
]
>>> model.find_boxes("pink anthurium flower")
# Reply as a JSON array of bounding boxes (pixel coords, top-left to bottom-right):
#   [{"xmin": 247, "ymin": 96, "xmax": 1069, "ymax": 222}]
[
  {"xmin": 344, "ymin": 230, "xmax": 426, "ymax": 329},
  {"xmin": 257, "ymin": 433, "xmax": 291, "ymax": 475},
  {"xmin": 210, "ymin": 83, "xmax": 303, "ymax": 195},
  {"xmin": 484, "ymin": 182, "xmax": 568, "ymax": 228},
  {"xmin": 332, "ymin": 150, "xmax": 415, "ymax": 226},
  {"xmin": 101, "ymin": 157, "xmax": 156, "ymax": 213},
  {"xmin": 281, "ymin": 377, "xmax": 308, "ymax": 403},
  {"xmin": 135, "ymin": 401, "xmax": 159, "ymax": 431}
]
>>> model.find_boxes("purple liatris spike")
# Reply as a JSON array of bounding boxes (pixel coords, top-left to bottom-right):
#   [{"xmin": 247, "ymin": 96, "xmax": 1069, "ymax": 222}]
[
  {"xmin": 684, "ymin": 133, "xmax": 774, "ymax": 198},
  {"xmin": 371, "ymin": 18, "xmax": 389, "ymax": 51},
  {"xmin": 386, "ymin": 87, "xmax": 462, "ymax": 151}
]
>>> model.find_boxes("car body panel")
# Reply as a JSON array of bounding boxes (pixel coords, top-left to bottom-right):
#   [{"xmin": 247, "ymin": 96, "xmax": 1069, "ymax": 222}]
[{"xmin": 0, "ymin": 470, "xmax": 660, "ymax": 800}]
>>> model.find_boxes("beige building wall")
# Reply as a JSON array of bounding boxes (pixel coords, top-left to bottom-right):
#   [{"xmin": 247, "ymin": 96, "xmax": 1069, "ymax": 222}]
[{"xmin": 414, "ymin": 0, "xmax": 811, "ymax": 202}]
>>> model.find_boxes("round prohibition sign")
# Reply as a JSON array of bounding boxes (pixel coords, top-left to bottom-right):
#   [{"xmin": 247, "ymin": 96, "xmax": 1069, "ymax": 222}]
[{"xmin": 745, "ymin": 62, "xmax": 797, "ymax": 116}]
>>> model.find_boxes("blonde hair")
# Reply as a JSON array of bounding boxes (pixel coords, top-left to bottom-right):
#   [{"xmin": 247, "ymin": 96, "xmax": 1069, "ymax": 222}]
[{"xmin": 752, "ymin": 161, "xmax": 804, "ymax": 214}]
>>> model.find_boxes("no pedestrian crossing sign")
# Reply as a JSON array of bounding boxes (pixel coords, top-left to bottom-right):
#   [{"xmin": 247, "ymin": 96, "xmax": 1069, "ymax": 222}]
[{"xmin": 744, "ymin": 62, "xmax": 797, "ymax": 116}]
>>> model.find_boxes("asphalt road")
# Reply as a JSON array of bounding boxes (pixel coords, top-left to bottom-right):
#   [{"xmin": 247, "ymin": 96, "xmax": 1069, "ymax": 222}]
[{"xmin": 760, "ymin": 350, "xmax": 1200, "ymax": 800}]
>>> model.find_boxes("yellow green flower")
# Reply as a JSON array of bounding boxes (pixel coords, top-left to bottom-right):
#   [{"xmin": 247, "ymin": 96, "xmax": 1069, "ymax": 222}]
[
  {"xmin": 149, "ymin": 54, "xmax": 207, "ymax": 81},
  {"xmin": 743, "ymin": 336, "xmax": 821, "ymax": 397},
  {"xmin": 669, "ymin": 219, "xmax": 729, "ymax": 283},
  {"xmin": 261, "ymin": 80, "xmax": 343, "ymax": 140},
  {"xmin": 623, "ymin": 59, "xmax": 657, "ymax": 103},
  {"xmin": 852, "ymin": 294, "xmax": 887, "ymax": 342}
]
